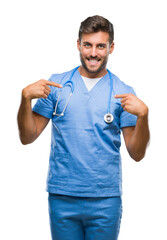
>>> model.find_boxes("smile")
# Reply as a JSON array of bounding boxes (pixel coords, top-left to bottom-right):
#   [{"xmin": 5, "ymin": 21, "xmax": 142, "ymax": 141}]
[{"xmin": 86, "ymin": 58, "xmax": 101, "ymax": 65}]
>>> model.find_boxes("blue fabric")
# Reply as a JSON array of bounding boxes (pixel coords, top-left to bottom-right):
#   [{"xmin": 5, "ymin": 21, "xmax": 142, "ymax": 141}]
[
  {"xmin": 33, "ymin": 67, "xmax": 137, "ymax": 197},
  {"xmin": 48, "ymin": 193, "xmax": 122, "ymax": 240}
]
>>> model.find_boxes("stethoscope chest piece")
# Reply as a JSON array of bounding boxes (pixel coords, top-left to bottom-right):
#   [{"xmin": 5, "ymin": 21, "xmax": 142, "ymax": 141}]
[{"xmin": 104, "ymin": 113, "xmax": 114, "ymax": 124}]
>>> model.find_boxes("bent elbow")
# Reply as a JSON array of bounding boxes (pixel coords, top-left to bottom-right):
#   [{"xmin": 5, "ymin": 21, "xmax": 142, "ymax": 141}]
[
  {"xmin": 19, "ymin": 134, "xmax": 36, "ymax": 145},
  {"xmin": 21, "ymin": 139, "xmax": 30, "ymax": 145},
  {"xmin": 131, "ymin": 153, "xmax": 145, "ymax": 162},
  {"xmin": 20, "ymin": 138, "xmax": 32, "ymax": 145},
  {"xmin": 133, "ymin": 156, "xmax": 144, "ymax": 162}
]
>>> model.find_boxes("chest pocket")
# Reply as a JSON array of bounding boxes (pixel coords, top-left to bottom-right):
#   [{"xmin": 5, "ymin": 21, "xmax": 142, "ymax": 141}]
[
  {"xmin": 93, "ymin": 101, "xmax": 122, "ymax": 152},
  {"xmin": 92, "ymin": 99, "xmax": 122, "ymax": 130}
]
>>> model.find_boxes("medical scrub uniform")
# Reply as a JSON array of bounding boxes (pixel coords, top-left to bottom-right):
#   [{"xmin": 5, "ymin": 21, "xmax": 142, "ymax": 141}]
[{"xmin": 33, "ymin": 67, "xmax": 137, "ymax": 240}]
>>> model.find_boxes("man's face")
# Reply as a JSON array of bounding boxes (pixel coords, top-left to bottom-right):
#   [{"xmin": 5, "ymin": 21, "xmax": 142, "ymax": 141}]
[{"xmin": 77, "ymin": 31, "xmax": 114, "ymax": 77}]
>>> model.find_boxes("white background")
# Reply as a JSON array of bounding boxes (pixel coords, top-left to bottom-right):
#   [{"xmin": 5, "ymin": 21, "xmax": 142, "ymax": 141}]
[{"xmin": 0, "ymin": 0, "xmax": 167, "ymax": 239}]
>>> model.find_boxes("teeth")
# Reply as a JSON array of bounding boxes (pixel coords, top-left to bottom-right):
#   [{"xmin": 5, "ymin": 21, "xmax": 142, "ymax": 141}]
[{"xmin": 89, "ymin": 60, "xmax": 98, "ymax": 63}]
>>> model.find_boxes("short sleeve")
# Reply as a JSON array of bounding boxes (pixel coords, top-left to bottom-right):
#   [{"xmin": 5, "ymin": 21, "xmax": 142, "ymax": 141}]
[
  {"xmin": 120, "ymin": 87, "xmax": 137, "ymax": 128},
  {"xmin": 32, "ymin": 75, "xmax": 58, "ymax": 119},
  {"xmin": 32, "ymin": 92, "xmax": 54, "ymax": 119}
]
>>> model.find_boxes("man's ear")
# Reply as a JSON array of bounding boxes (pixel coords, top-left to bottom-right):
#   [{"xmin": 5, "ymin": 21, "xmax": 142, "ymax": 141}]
[
  {"xmin": 109, "ymin": 42, "xmax": 114, "ymax": 54},
  {"xmin": 77, "ymin": 39, "xmax": 81, "ymax": 51}
]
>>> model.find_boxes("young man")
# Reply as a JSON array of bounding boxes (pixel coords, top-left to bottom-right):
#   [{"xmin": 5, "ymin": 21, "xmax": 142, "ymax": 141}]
[{"xmin": 18, "ymin": 15, "xmax": 150, "ymax": 240}]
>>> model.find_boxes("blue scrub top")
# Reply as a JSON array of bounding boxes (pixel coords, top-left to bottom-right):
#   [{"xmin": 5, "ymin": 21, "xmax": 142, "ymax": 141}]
[{"xmin": 33, "ymin": 67, "xmax": 137, "ymax": 197}]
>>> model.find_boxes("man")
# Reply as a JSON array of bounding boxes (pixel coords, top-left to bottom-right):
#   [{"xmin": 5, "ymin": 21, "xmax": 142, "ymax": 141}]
[{"xmin": 17, "ymin": 15, "xmax": 150, "ymax": 240}]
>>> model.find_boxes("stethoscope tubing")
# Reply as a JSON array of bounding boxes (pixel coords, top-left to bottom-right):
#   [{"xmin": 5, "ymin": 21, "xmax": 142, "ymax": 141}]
[{"xmin": 53, "ymin": 66, "xmax": 114, "ymax": 123}]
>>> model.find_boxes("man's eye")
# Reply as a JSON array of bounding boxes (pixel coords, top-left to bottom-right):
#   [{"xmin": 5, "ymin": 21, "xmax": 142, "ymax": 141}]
[
  {"xmin": 98, "ymin": 44, "xmax": 105, "ymax": 49},
  {"xmin": 84, "ymin": 43, "xmax": 91, "ymax": 47}
]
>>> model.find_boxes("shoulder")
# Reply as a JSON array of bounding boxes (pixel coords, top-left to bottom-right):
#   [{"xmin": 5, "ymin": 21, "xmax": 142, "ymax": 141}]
[
  {"xmin": 49, "ymin": 68, "xmax": 75, "ymax": 84},
  {"xmin": 109, "ymin": 72, "xmax": 136, "ymax": 103},
  {"xmin": 110, "ymin": 72, "xmax": 136, "ymax": 95},
  {"xmin": 111, "ymin": 72, "xmax": 134, "ymax": 93},
  {"xmin": 48, "ymin": 68, "xmax": 76, "ymax": 95}
]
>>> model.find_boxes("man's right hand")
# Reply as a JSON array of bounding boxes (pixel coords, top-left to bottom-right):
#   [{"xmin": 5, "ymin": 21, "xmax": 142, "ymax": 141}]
[{"xmin": 22, "ymin": 79, "xmax": 62, "ymax": 100}]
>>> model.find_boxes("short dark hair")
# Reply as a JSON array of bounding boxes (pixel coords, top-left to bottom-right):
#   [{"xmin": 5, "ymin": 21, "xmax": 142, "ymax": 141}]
[{"xmin": 78, "ymin": 15, "xmax": 114, "ymax": 45}]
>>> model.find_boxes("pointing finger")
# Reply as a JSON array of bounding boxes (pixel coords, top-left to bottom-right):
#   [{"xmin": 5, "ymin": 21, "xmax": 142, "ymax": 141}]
[
  {"xmin": 114, "ymin": 94, "xmax": 129, "ymax": 99},
  {"xmin": 45, "ymin": 80, "xmax": 63, "ymax": 88}
]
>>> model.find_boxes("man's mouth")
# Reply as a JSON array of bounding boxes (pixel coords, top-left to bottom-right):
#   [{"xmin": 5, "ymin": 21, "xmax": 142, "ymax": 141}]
[{"xmin": 86, "ymin": 58, "xmax": 101, "ymax": 65}]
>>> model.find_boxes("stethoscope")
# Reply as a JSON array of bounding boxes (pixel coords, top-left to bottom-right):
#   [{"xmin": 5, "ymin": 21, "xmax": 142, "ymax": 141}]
[{"xmin": 53, "ymin": 66, "xmax": 114, "ymax": 124}]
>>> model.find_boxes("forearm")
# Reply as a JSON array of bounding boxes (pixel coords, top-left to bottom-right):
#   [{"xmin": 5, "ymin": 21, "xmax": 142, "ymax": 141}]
[
  {"xmin": 127, "ymin": 114, "xmax": 150, "ymax": 161},
  {"xmin": 17, "ymin": 94, "xmax": 37, "ymax": 145}
]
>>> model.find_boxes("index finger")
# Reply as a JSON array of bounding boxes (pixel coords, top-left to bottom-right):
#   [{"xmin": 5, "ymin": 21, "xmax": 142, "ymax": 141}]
[
  {"xmin": 45, "ymin": 80, "xmax": 63, "ymax": 88},
  {"xmin": 114, "ymin": 94, "xmax": 129, "ymax": 99}
]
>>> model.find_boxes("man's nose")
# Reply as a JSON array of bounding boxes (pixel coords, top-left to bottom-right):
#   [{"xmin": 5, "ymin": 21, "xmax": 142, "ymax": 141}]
[{"xmin": 90, "ymin": 46, "xmax": 97, "ymax": 57}]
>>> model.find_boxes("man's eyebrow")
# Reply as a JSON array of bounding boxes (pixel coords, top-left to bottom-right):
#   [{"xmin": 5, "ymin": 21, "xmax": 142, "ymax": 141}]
[
  {"xmin": 97, "ymin": 43, "xmax": 107, "ymax": 46},
  {"xmin": 83, "ymin": 41, "xmax": 92, "ymax": 45},
  {"xmin": 83, "ymin": 42, "xmax": 107, "ymax": 46}
]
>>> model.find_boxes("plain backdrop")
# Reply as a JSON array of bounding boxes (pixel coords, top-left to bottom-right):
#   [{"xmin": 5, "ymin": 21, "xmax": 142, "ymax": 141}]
[{"xmin": 0, "ymin": 0, "xmax": 167, "ymax": 239}]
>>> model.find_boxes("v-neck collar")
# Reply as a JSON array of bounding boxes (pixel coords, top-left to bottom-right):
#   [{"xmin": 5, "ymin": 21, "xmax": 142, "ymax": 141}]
[{"xmin": 74, "ymin": 69, "xmax": 109, "ymax": 96}]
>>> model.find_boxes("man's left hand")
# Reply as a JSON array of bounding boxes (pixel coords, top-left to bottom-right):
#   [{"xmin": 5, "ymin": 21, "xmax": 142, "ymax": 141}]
[{"xmin": 114, "ymin": 94, "xmax": 148, "ymax": 118}]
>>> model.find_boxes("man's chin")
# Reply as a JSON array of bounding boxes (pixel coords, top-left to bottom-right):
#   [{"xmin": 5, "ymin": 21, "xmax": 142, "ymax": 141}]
[
  {"xmin": 86, "ymin": 65, "xmax": 106, "ymax": 74},
  {"xmin": 82, "ymin": 63, "xmax": 105, "ymax": 74},
  {"xmin": 86, "ymin": 67, "xmax": 99, "ymax": 73}
]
